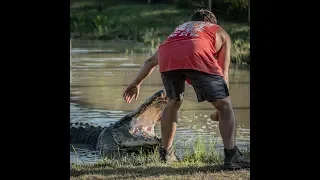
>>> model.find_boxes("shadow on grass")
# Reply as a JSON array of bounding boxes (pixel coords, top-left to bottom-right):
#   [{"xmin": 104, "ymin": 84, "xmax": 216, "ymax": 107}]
[{"xmin": 71, "ymin": 164, "xmax": 249, "ymax": 178}]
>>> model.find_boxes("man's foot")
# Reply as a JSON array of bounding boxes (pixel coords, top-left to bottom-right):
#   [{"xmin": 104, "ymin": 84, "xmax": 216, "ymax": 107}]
[
  {"xmin": 159, "ymin": 146, "xmax": 180, "ymax": 163},
  {"xmin": 222, "ymin": 146, "xmax": 250, "ymax": 170}
]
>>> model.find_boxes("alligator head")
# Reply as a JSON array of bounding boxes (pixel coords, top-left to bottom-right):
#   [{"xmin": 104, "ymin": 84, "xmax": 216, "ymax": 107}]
[{"xmin": 96, "ymin": 90, "xmax": 168, "ymax": 153}]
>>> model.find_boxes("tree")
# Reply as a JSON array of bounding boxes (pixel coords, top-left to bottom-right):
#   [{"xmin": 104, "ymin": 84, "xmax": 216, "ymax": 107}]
[{"xmin": 248, "ymin": 0, "xmax": 250, "ymax": 23}]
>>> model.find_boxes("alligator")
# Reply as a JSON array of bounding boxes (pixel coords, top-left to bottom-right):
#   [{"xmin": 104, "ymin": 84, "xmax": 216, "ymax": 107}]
[{"xmin": 70, "ymin": 90, "xmax": 168, "ymax": 158}]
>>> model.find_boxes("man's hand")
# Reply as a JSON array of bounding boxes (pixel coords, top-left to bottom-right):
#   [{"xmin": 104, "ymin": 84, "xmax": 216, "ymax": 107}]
[
  {"xmin": 123, "ymin": 83, "xmax": 140, "ymax": 103},
  {"xmin": 224, "ymin": 76, "xmax": 229, "ymax": 90},
  {"xmin": 211, "ymin": 111, "xmax": 219, "ymax": 121}
]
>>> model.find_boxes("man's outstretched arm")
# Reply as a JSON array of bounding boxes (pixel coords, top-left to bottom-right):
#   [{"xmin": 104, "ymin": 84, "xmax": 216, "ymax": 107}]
[
  {"xmin": 123, "ymin": 51, "xmax": 159, "ymax": 103},
  {"xmin": 130, "ymin": 50, "xmax": 159, "ymax": 86}
]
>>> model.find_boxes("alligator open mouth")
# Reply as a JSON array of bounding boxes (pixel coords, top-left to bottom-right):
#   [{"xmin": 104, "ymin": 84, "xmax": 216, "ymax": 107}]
[{"xmin": 129, "ymin": 95, "xmax": 167, "ymax": 142}]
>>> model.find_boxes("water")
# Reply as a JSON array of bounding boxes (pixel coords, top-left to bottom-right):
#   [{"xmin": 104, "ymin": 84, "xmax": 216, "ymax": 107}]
[{"xmin": 70, "ymin": 40, "xmax": 250, "ymax": 164}]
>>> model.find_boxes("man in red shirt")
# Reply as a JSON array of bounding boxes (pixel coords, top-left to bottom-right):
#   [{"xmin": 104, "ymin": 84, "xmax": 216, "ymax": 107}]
[{"xmin": 123, "ymin": 9, "xmax": 249, "ymax": 169}]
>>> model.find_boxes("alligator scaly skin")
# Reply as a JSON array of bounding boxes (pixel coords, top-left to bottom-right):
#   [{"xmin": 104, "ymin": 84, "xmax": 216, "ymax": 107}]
[{"xmin": 70, "ymin": 122, "xmax": 104, "ymax": 148}]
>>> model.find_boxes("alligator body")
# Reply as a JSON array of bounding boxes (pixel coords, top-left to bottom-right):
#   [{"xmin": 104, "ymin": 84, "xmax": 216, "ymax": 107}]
[{"xmin": 70, "ymin": 90, "xmax": 167, "ymax": 157}]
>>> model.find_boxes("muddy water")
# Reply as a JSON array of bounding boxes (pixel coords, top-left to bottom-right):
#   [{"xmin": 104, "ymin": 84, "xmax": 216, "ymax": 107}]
[{"xmin": 70, "ymin": 40, "xmax": 250, "ymax": 164}]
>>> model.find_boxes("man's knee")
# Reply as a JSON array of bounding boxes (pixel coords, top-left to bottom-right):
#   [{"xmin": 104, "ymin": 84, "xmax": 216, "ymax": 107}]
[
  {"xmin": 211, "ymin": 97, "xmax": 232, "ymax": 113},
  {"xmin": 166, "ymin": 98, "xmax": 183, "ymax": 110}
]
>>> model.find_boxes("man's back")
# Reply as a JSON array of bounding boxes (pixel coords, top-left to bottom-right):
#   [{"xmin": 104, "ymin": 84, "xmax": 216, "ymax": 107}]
[{"xmin": 158, "ymin": 21, "xmax": 224, "ymax": 77}]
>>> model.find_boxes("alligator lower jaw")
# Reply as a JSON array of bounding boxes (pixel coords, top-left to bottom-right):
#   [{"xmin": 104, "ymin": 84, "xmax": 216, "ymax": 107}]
[
  {"xmin": 130, "ymin": 124, "xmax": 158, "ymax": 136},
  {"xmin": 120, "ymin": 138, "xmax": 161, "ymax": 148}
]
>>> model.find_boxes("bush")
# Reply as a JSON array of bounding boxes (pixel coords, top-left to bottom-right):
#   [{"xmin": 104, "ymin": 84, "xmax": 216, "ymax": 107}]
[
  {"xmin": 224, "ymin": 0, "xmax": 248, "ymax": 15},
  {"xmin": 175, "ymin": 0, "xmax": 196, "ymax": 9}
]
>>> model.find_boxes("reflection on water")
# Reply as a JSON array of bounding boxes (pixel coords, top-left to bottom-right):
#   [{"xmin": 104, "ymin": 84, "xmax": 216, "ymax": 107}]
[
  {"xmin": 70, "ymin": 147, "xmax": 101, "ymax": 165},
  {"xmin": 70, "ymin": 40, "xmax": 250, "ymax": 164}
]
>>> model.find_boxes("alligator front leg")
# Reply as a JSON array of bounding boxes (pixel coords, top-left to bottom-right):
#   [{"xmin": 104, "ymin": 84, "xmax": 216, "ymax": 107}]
[{"xmin": 96, "ymin": 127, "xmax": 125, "ymax": 159}]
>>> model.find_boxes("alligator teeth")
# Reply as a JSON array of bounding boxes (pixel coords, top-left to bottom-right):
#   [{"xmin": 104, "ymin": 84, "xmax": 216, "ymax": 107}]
[{"xmin": 129, "ymin": 128, "xmax": 134, "ymax": 134}]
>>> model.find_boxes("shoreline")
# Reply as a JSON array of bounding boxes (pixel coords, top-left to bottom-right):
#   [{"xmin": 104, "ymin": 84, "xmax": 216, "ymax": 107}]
[{"xmin": 70, "ymin": 38, "xmax": 250, "ymax": 69}]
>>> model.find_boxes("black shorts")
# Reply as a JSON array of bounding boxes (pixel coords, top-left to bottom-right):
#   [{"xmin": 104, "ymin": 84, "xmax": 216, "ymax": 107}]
[{"xmin": 161, "ymin": 69, "xmax": 229, "ymax": 102}]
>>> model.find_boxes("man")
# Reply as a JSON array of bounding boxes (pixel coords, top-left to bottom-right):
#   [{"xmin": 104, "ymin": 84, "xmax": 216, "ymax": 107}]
[{"xmin": 123, "ymin": 9, "xmax": 249, "ymax": 169}]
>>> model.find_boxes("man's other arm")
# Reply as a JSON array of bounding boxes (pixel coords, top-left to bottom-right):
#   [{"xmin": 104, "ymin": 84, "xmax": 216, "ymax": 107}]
[{"xmin": 216, "ymin": 28, "xmax": 231, "ymax": 89}]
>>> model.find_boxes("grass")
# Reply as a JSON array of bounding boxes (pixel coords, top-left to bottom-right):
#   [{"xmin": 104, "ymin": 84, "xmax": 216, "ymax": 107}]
[
  {"xmin": 70, "ymin": 165, "xmax": 249, "ymax": 179},
  {"xmin": 70, "ymin": 136, "xmax": 250, "ymax": 179},
  {"xmin": 70, "ymin": 2, "xmax": 250, "ymax": 67}
]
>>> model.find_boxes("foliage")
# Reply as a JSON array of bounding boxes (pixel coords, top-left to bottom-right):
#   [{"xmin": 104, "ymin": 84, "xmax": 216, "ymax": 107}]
[{"xmin": 70, "ymin": 4, "xmax": 250, "ymax": 66}]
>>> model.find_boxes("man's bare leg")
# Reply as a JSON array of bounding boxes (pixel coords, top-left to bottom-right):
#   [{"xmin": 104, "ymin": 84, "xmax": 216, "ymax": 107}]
[
  {"xmin": 210, "ymin": 96, "xmax": 249, "ymax": 169},
  {"xmin": 159, "ymin": 99, "xmax": 182, "ymax": 162},
  {"xmin": 161, "ymin": 99, "xmax": 183, "ymax": 149},
  {"xmin": 210, "ymin": 97, "xmax": 236, "ymax": 149}
]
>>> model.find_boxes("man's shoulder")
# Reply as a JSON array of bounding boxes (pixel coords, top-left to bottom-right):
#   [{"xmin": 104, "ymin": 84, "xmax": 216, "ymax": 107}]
[
  {"xmin": 216, "ymin": 26, "xmax": 230, "ymax": 40},
  {"xmin": 216, "ymin": 26, "xmax": 228, "ymax": 34}
]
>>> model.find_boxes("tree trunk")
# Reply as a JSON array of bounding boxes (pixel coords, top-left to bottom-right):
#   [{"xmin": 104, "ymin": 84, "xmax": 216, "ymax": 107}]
[
  {"xmin": 208, "ymin": 0, "xmax": 212, "ymax": 11},
  {"xmin": 96, "ymin": 0, "xmax": 102, "ymax": 11},
  {"xmin": 248, "ymin": 0, "xmax": 250, "ymax": 23}
]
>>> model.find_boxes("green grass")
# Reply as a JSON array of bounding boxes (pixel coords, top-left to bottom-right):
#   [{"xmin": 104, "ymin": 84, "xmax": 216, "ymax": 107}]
[
  {"xmin": 70, "ymin": 136, "xmax": 250, "ymax": 179},
  {"xmin": 70, "ymin": 3, "xmax": 250, "ymax": 67},
  {"xmin": 70, "ymin": 164, "xmax": 249, "ymax": 179}
]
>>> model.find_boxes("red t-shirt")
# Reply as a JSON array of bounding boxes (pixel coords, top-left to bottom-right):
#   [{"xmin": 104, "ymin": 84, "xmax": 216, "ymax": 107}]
[{"xmin": 158, "ymin": 21, "xmax": 224, "ymax": 84}]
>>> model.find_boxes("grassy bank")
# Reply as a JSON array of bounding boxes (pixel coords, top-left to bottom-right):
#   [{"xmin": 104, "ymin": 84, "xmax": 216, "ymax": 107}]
[
  {"xmin": 70, "ymin": 3, "xmax": 250, "ymax": 67},
  {"xmin": 70, "ymin": 137, "xmax": 250, "ymax": 179}
]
